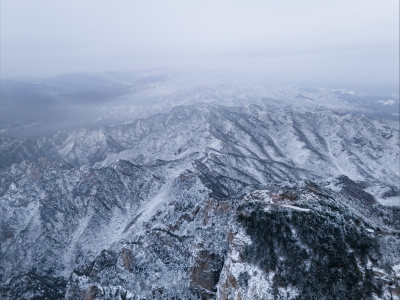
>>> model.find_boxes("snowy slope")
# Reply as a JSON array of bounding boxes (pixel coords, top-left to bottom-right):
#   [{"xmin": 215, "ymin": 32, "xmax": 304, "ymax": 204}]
[
  {"xmin": 0, "ymin": 103, "xmax": 399, "ymax": 299},
  {"xmin": 2, "ymin": 104, "xmax": 398, "ymax": 198}
]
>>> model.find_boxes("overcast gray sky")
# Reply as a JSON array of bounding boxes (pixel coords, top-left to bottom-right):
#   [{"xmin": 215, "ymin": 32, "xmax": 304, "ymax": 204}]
[{"xmin": 1, "ymin": 0, "xmax": 399, "ymax": 85}]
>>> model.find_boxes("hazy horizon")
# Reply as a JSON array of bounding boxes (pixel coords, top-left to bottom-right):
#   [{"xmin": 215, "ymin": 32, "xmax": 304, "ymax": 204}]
[{"xmin": 1, "ymin": 0, "xmax": 399, "ymax": 88}]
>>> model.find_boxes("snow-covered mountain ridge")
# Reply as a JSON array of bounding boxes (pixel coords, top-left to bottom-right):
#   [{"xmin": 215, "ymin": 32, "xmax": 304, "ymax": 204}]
[
  {"xmin": 0, "ymin": 103, "xmax": 399, "ymax": 299},
  {"xmin": 2, "ymin": 103, "xmax": 398, "ymax": 199}
]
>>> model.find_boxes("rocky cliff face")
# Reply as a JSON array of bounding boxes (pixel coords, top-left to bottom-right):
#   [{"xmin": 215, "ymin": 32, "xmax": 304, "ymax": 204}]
[{"xmin": 1, "ymin": 103, "xmax": 399, "ymax": 299}]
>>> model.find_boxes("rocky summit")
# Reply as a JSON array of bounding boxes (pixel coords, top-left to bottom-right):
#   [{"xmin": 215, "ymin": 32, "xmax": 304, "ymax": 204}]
[{"xmin": 1, "ymin": 103, "xmax": 399, "ymax": 299}]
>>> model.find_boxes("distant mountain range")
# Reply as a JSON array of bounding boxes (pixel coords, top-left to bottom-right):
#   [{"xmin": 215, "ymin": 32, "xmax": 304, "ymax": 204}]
[{"xmin": 1, "ymin": 72, "xmax": 398, "ymax": 137}]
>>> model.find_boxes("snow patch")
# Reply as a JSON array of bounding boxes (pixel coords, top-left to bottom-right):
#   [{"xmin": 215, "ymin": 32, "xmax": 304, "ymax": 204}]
[
  {"xmin": 377, "ymin": 99, "xmax": 395, "ymax": 106},
  {"xmin": 279, "ymin": 204, "xmax": 311, "ymax": 212}
]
